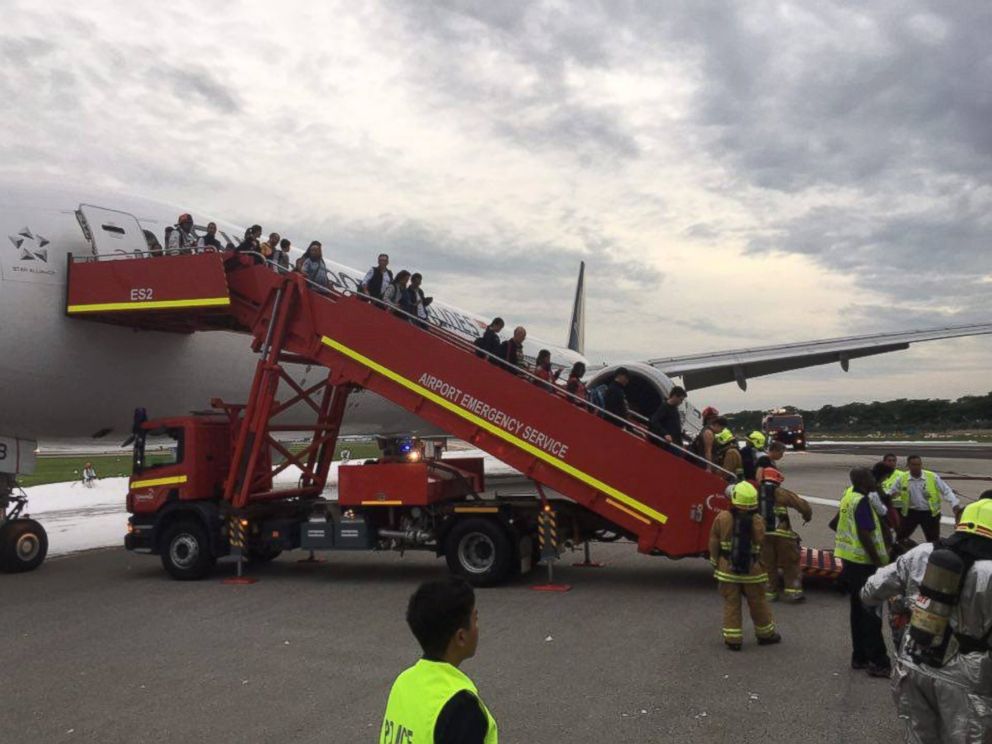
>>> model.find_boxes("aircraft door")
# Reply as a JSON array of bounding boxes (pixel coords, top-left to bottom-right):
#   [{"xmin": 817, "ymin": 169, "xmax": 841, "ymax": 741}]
[{"xmin": 75, "ymin": 204, "xmax": 149, "ymax": 258}]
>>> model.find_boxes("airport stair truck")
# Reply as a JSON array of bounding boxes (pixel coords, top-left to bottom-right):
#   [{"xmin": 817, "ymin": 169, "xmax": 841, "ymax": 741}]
[{"xmin": 65, "ymin": 251, "xmax": 733, "ymax": 584}]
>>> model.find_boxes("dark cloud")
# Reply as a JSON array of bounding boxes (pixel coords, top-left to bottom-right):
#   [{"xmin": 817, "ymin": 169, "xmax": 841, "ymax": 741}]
[
  {"xmin": 154, "ymin": 65, "xmax": 242, "ymax": 115},
  {"xmin": 384, "ymin": 0, "xmax": 640, "ymax": 161}
]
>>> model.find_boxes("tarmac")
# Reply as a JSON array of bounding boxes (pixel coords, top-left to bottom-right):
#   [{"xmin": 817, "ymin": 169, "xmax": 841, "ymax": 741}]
[{"xmin": 2, "ymin": 451, "xmax": 990, "ymax": 743}]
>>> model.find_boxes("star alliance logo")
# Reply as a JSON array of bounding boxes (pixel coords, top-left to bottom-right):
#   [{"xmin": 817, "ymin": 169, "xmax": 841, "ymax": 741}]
[{"xmin": 8, "ymin": 226, "xmax": 50, "ymax": 262}]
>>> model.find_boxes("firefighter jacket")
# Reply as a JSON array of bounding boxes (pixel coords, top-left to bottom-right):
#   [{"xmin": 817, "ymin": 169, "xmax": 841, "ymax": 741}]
[
  {"xmin": 762, "ymin": 485, "xmax": 813, "ymax": 539},
  {"xmin": 709, "ymin": 510, "xmax": 767, "ymax": 584},
  {"xmin": 861, "ymin": 543, "xmax": 992, "ymax": 742}
]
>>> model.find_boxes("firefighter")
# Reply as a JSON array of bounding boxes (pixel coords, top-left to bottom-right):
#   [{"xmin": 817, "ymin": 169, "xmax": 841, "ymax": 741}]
[
  {"xmin": 710, "ymin": 417, "xmax": 743, "ymax": 479},
  {"xmin": 381, "ymin": 577, "xmax": 498, "ymax": 744},
  {"xmin": 710, "ymin": 481, "xmax": 781, "ymax": 650},
  {"xmin": 861, "ymin": 495, "xmax": 992, "ymax": 742},
  {"xmin": 758, "ymin": 468, "xmax": 813, "ymax": 602},
  {"xmin": 740, "ymin": 430, "xmax": 766, "ymax": 481},
  {"xmin": 82, "ymin": 462, "xmax": 97, "ymax": 488}
]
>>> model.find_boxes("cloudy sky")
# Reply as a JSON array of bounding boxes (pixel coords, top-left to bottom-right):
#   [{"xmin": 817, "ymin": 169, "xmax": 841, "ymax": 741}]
[{"xmin": 3, "ymin": 0, "xmax": 990, "ymax": 411}]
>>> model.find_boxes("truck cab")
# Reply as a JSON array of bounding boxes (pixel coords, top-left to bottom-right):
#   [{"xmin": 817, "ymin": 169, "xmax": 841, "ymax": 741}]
[
  {"xmin": 762, "ymin": 412, "xmax": 807, "ymax": 450},
  {"xmin": 125, "ymin": 414, "xmax": 235, "ymax": 578}
]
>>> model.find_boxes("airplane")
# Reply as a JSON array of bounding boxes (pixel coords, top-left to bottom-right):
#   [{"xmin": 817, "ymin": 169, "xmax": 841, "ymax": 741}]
[{"xmin": 3, "ymin": 176, "xmax": 992, "ymax": 481}]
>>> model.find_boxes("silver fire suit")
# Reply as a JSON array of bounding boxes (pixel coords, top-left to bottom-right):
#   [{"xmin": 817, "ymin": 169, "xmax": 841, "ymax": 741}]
[{"xmin": 861, "ymin": 542, "xmax": 992, "ymax": 743}]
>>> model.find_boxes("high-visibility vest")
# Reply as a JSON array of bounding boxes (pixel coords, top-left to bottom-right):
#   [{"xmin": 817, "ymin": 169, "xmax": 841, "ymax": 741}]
[
  {"xmin": 883, "ymin": 469, "xmax": 906, "ymax": 506},
  {"xmin": 892, "ymin": 470, "xmax": 942, "ymax": 516},
  {"xmin": 381, "ymin": 659, "xmax": 498, "ymax": 744},
  {"xmin": 834, "ymin": 487, "xmax": 888, "ymax": 565}
]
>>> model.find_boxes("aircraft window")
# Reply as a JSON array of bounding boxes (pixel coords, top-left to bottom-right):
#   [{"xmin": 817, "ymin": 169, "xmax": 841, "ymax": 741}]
[
  {"xmin": 133, "ymin": 426, "xmax": 184, "ymax": 473},
  {"xmin": 100, "ymin": 224, "xmax": 126, "ymax": 236}
]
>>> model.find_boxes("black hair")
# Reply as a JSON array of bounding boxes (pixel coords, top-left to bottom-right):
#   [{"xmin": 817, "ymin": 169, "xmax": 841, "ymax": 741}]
[
  {"xmin": 411, "ymin": 272, "xmax": 422, "ymax": 282},
  {"xmin": 280, "ymin": 238, "xmax": 291, "ymax": 249},
  {"xmin": 713, "ymin": 416, "xmax": 728, "ymax": 427},
  {"xmin": 872, "ymin": 462, "xmax": 894, "ymax": 482},
  {"xmin": 768, "ymin": 441, "xmax": 786, "ymax": 453},
  {"xmin": 883, "ymin": 452, "xmax": 897, "ymax": 461},
  {"xmin": 907, "ymin": 454, "xmax": 922, "ymax": 464},
  {"xmin": 536, "ymin": 349, "xmax": 551, "ymax": 366},
  {"xmin": 394, "ymin": 270, "xmax": 411, "ymax": 283},
  {"xmin": 669, "ymin": 386, "xmax": 687, "ymax": 398},
  {"xmin": 406, "ymin": 578, "xmax": 475, "ymax": 658},
  {"xmin": 979, "ymin": 490, "xmax": 992, "ymax": 501},
  {"xmin": 570, "ymin": 361, "xmax": 586, "ymax": 378},
  {"xmin": 491, "ymin": 317, "xmax": 504, "ymax": 327},
  {"xmin": 615, "ymin": 367, "xmax": 629, "ymax": 378}
]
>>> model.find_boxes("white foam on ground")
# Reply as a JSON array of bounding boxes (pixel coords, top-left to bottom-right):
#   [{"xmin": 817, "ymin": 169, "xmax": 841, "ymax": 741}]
[{"xmin": 22, "ymin": 450, "xmax": 516, "ymax": 557}]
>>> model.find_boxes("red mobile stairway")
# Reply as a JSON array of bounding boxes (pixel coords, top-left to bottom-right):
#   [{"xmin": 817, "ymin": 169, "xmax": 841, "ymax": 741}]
[{"xmin": 66, "ymin": 252, "xmax": 731, "ymax": 558}]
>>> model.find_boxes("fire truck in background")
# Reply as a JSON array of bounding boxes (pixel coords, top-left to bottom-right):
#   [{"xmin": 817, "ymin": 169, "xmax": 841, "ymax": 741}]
[{"xmin": 762, "ymin": 409, "xmax": 807, "ymax": 450}]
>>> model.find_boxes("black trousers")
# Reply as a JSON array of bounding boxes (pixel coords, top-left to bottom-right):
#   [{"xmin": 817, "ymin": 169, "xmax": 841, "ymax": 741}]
[
  {"xmin": 896, "ymin": 508, "xmax": 941, "ymax": 543},
  {"xmin": 842, "ymin": 561, "xmax": 890, "ymax": 668}
]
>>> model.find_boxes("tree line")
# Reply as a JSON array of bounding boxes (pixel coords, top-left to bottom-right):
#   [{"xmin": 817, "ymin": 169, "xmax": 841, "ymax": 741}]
[{"xmin": 726, "ymin": 392, "xmax": 992, "ymax": 434}]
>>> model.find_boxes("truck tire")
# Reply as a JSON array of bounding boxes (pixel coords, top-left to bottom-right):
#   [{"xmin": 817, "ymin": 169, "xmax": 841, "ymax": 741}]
[
  {"xmin": 160, "ymin": 520, "xmax": 216, "ymax": 581},
  {"xmin": 444, "ymin": 518, "xmax": 513, "ymax": 587},
  {"xmin": 0, "ymin": 519, "xmax": 48, "ymax": 573}
]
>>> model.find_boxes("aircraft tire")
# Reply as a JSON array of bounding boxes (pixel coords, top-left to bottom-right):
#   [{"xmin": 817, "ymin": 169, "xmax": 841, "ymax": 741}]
[
  {"xmin": 160, "ymin": 520, "xmax": 216, "ymax": 581},
  {"xmin": 0, "ymin": 518, "xmax": 48, "ymax": 573},
  {"xmin": 444, "ymin": 518, "xmax": 513, "ymax": 587}
]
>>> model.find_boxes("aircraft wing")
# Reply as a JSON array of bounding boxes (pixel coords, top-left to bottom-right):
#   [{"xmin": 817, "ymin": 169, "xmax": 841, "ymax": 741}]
[{"xmin": 648, "ymin": 323, "xmax": 992, "ymax": 391}]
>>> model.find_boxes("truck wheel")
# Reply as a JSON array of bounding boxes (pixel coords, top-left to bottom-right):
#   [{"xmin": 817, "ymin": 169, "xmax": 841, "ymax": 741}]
[
  {"xmin": 160, "ymin": 520, "xmax": 216, "ymax": 581},
  {"xmin": 444, "ymin": 519, "xmax": 513, "ymax": 587},
  {"xmin": 247, "ymin": 545, "xmax": 283, "ymax": 563},
  {"xmin": 0, "ymin": 519, "xmax": 48, "ymax": 573}
]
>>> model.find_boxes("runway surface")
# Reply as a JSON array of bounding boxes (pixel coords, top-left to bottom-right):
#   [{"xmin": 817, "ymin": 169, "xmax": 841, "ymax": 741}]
[
  {"xmin": 2, "ymin": 452, "xmax": 989, "ymax": 743},
  {"xmin": 808, "ymin": 440, "xmax": 992, "ymax": 460}
]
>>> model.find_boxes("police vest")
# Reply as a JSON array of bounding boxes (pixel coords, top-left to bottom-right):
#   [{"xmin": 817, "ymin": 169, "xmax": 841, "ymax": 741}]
[
  {"xmin": 381, "ymin": 659, "xmax": 497, "ymax": 744},
  {"xmin": 883, "ymin": 469, "xmax": 906, "ymax": 506},
  {"xmin": 834, "ymin": 487, "xmax": 888, "ymax": 565},
  {"xmin": 892, "ymin": 470, "xmax": 942, "ymax": 516}
]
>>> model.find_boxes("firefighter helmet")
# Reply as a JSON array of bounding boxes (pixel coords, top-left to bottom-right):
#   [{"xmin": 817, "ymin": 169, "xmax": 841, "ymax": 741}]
[
  {"xmin": 762, "ymin": 467, "xmax": 785, "ymax": 484},
  {"xmin": 731, "ymin": 482, "xmax": 758, "ymax": 510},
  {"xmin": 747, "ymin": 430, "xmax": 766, "ymax": 449},
  {"xmin": 955, "ymin": 499, "xmax": 992, "ymax": 540},
  {"xmin": 714, "ymin": 428, "xmax": 735, "ymax": 446}
]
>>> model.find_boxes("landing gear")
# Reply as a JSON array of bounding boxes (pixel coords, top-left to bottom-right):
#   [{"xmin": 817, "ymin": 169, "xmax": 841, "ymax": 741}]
[
  {"xmin": 0, "ymin": 518, "xmax": 48, "ymax": 573},
  {"xmin": 0, "ymin": 476, "xmax": 48, "ymax": 573}
]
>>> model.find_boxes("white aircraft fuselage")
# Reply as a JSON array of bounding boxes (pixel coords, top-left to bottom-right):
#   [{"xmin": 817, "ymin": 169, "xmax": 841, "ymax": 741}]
[{"xmin": 2, "ymin": 179, "xmax": 626, "ymax": 472}]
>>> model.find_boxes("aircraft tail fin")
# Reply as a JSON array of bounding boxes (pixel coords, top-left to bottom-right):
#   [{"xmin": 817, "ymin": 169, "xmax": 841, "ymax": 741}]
[{"xmin": 567, "ymin": 261, "xmax": 585, "ymax": 354}]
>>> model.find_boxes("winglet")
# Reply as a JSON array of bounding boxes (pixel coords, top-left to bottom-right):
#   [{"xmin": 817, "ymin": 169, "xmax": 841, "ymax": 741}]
[{"xmin": 567, "ymin": 261, "xmax": 585, "ymax": 354}]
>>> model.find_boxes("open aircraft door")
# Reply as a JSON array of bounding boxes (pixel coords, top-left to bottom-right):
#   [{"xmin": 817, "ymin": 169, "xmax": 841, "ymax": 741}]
[{"xmin": 75, "ymin": 204, "xmax": 149, "ymax": 258}]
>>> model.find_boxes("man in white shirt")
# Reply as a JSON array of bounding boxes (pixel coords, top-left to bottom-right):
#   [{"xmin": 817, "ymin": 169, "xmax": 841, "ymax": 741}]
[{"xmin": 886, "ymin": 454, "xmax": 961, "ymax": 543}]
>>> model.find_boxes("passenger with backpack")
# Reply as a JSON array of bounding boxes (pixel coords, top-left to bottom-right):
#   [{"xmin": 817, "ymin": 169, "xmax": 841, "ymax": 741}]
[
  {"xmin": 498, "ymin": 327, "xmax": 527, "ymax": 371},
  {"xmin": 602, "ymin": 368, "xmax": 631, "ymax": 426},
  {"xmin": 473, "ymin": 318, "xmax": 504, "ymax": 360}
]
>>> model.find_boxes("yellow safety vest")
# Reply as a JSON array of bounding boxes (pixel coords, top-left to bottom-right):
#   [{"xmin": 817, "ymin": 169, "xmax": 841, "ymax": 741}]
[
  {"xmin": 381, "ymin": 659, "xmax": 498, "ymax": 744},
  {"xmin": 834, "ymin": 487, "xmax": 888, "ymax": 565},
  {"xmin": 892, "ymin": 470, "xmax": 942, "ymax": 516}
]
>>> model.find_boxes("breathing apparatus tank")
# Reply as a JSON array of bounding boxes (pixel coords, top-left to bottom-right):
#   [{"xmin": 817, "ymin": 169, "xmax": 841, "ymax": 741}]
[
  {"xmin": 759, "ymin": 482, "xmax": 777, "ymax": 532},
  {"xmin": 907, "ymin": 548, "xmax": 966, "ymax": 666}
]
